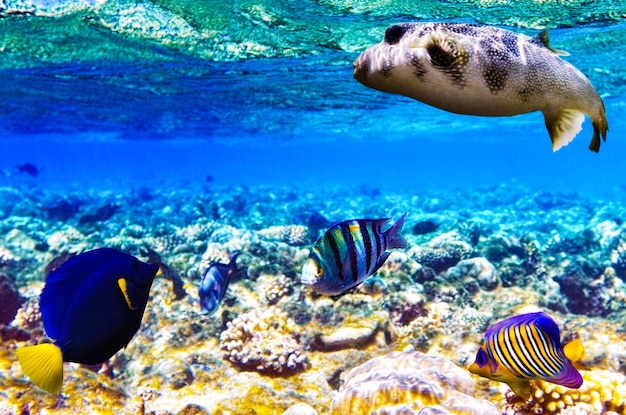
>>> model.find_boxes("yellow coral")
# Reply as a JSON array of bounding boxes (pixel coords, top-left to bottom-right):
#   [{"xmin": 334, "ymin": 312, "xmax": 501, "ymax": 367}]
[
  {"xmin": 504, "ymin": 369, "xmax": 626, "ymax": 414},
  {"xmin": 331, "ymin": 351, "xmax": 499, "ymax": 415}
]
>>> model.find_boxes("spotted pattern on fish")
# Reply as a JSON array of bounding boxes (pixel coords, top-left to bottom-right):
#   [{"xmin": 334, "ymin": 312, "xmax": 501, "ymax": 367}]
[{"xmin": 354, "ymin": 22, "xmax": 609, "ymax": 152}]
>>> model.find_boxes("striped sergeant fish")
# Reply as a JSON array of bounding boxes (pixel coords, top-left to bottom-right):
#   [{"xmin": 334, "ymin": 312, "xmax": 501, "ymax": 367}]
[
  {"xmin": 469, "ymin": 311, "xmax": 585, "ymax": 400},
  {"xmin": 301, "ymin": 213, "xmax": 408, "ymax": 296}
]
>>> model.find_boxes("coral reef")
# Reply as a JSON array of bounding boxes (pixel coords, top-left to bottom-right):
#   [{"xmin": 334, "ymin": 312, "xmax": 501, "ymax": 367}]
[
  {"xmin": 445, "ymin": 257, "xmax": 500, "ymax": 291},
  {"xmin": 219, "ymin": 306, "xmax": 308, "ymax": 375},
  {"xmin": 503, "ymin": 369, "xmax": 626, "ymax": 415},
  {"xmin": 2, "ymin": 183, "xmax": 626, "ymax": 414},
  {"xmin": 408, "ymin": 232, "xmax": 472, "ymax": 274},
  {"xmin": 258, "ymin": 225, "xmax": 314, "ymax": 246},
  {"xmin": 259, "ymin": 273, "xmax": 294, "ymax": 305},
  {"xmin": 331, "ymin": 351, "xmax": 499, "ymax": 415},
  {"xmin": 0, "ymin": 274, "xmax": 24, "ymax": 325}
]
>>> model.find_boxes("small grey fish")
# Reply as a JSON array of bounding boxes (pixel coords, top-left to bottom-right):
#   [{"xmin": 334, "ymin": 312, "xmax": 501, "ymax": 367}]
[
  {"xmin": 301, "ymin": 213, "xmax": 408, "ymax": 296},
  {"xmin": 199, "ymin": 253, "xmax": 246, "ymax": 315}
]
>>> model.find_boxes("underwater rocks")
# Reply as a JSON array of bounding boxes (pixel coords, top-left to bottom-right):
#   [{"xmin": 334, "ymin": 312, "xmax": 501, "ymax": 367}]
[
  {"xmin": 610, "ymin": 229, "xmax": 626, "ymax": 281},
  {"xmin": 219, "ymin": 306, "xmax": 308, "ymax": 375},
  {"xmin": 0, "ymin": 274, "xmax": 24, "ymax": 325},
  {"xmin": 408, "ymin": 232, "xmax": 472, "ymax": 274},
  {"xmin": 258, "ymin": 225, "xmax": 314, "ymax": 246},
  {"xmin": 445, "ymin": 257, "xmax": 500, "ymax": 291},
  {"xmin": 553, "ymin": 258, "xmax": 613, "ymax": 316},
  {"xmin": 331, "ymin": 351, "xmax": 499, "ymax": 415}
]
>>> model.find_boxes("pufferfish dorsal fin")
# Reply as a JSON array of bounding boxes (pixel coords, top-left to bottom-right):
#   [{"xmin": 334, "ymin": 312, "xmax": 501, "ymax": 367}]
[
  {"xmin": 117, "ymin": 277, "xmax": 138, "ymax": 310},
  {"xmin": 537, "ymin": 29, "xmax": 570, "ymax": 56}
]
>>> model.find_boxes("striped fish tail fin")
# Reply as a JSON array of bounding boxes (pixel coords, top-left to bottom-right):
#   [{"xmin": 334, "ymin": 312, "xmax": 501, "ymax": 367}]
[
  {"xmin": 384, "ymin": 212, "xmax": 409, "ymax": 249},
  {"xmin": 551, "ymin": 361, "xmax": 583, "ymax": 389}
]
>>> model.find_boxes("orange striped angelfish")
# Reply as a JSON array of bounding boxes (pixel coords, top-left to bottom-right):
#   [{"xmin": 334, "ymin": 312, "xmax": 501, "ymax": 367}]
[
  {"xmin": 300, "ymin": 213, "xmax": 408, "ymax": 296},
  {"xmin": 469, "ymin": 311, "xmax": 585, "ymax": 400}
]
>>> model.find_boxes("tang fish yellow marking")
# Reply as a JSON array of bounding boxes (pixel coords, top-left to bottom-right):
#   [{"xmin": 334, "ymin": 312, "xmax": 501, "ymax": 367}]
[
  {"xmin": 354, "ymin": 22, "xmax": 608, "ymax": 152},
  {"xmin": 117, "ymin": 277, "xmax": 137, "ymax": 310}
]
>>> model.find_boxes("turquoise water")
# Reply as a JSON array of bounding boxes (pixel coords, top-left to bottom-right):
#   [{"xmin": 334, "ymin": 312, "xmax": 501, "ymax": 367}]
[{"xmin": 1, "ymin": 4, "xmax": 625, "ymax": 196}]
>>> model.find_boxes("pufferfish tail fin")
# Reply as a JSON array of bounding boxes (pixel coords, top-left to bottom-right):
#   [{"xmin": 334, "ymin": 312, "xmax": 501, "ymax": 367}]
[
  {"xmin": 543, "ymin": 108, "xmax": 585, "ymax": 152},
  {"xmin": 16, "ymin": 343, "xmax": 64, "ymax": 394},
  {"xmin": 589, "ymin": 102, "xmax": 609, "ymax": 153}
]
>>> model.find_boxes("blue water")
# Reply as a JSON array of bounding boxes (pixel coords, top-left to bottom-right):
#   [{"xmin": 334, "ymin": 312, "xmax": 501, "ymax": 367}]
[{"xmin": 1, "ymin": 25, "xmax": 625, "ymax": 199}]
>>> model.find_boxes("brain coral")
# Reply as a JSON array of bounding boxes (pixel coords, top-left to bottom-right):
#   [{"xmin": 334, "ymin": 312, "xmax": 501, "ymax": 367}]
[
  {"xmin": 219, "ymin": 306, "xmax": 308, "ymax": 375},
  {"xmin": 258, "ymin": 225, "xmax": 313, "ymax": 246},
  {"xmin": 331, "ymin": 351, "xmax": 499, "ymax": 415}
]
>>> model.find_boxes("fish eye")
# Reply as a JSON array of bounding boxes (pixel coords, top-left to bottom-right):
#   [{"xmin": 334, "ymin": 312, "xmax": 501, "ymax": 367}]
[
  {"xmin": 384, "ymin": 24, "xmax": 406, "ymax": 45},
  {"xmin": 316, "ymin": 266, "xmax": 323, "ymax": 277},
  {"xmin": 475, "ymin": 349, "xmax": 487, "ymax": 367}
]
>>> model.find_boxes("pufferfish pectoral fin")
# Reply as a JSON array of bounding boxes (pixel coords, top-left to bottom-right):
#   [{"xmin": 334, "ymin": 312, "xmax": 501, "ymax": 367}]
[{"xmin": 543, "ymin": 108, "xmax": 585, "ymax": 152}]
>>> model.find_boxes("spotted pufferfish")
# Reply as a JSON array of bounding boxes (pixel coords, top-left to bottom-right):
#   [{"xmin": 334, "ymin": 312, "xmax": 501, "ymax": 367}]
[{"xmin": 353, "ymin": 22, "xmax": 608, "ymax": 152}]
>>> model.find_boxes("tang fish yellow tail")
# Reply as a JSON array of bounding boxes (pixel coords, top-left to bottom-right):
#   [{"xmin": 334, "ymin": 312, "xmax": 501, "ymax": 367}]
[{"xmin": 16, "ymin": 343, "xmax": 64, "ymax": 394}]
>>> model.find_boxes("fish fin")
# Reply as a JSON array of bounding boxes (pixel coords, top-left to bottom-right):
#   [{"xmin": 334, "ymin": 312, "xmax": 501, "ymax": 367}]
[
  {"xmin": 543, "ymin": 108, "xmax": 585, "ymax": 152},
  {"xmin": 589, "ymin": 103, "xmax": 608, "ymax": 153},
  {"xmin": 507, "ymin": 380, "xmax": 532, "ymax": 400},
  {"xmin": 117, "ymin": 277, "xmax": 138, "ymax": 310},
  {"xmin": 227, "ymin": 252, "xmax": 247, "ymax": 281},
  {"xmin": 537, "ymin": 29, "xmax": 570, "ymax": 56},
  {"xmin": 563, "ymin": 338, "xmax": 587, "ymax": 369},
  {"xmin": 384, "ymin": 212, "xmax": 409, "ymax": 249},
  {"xmin": 371, "ymin": 252, "xmax": 391, "ymax": 275},
  {"xmin": 16, "ymin": 343, "xmax": 64, "ymax": 394}
]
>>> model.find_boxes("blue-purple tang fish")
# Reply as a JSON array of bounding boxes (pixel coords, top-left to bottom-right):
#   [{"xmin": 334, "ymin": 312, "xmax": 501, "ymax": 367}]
[
  {"xmin": 301, "ymin": 213, "xmax": 408, "ymax": 296},
  {"xmin": 469, "ymin": 311, "xmax": 585, "ymax": 400},
  {"xmin": 199, "ymin": 253, "xmax": 246, "ymax": 315},
  {"xmin": 16, "ymin": 248, "xmax": 159, "ymax": 394}
]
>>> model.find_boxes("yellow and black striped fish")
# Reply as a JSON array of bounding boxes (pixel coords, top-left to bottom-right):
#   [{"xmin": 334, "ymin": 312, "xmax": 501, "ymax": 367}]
[
  {"xmin": 300, "ymin": 213, "xmax": 408, "ymax": 296},
  {"xmin": 469, "ymin": 311, "xmax": 585, "ymax": 400}
]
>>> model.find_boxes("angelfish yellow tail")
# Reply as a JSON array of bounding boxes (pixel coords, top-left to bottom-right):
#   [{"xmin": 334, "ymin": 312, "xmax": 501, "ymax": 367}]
[{"xmin": 15, "ymin": 343, "xmax": 64, "ymax": 394}]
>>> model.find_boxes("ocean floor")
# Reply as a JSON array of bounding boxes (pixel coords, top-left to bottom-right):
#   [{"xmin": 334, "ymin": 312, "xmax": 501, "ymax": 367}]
[{"xmin": 1, "ymin": 182, "xmax": 626, "ymax": 414}]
